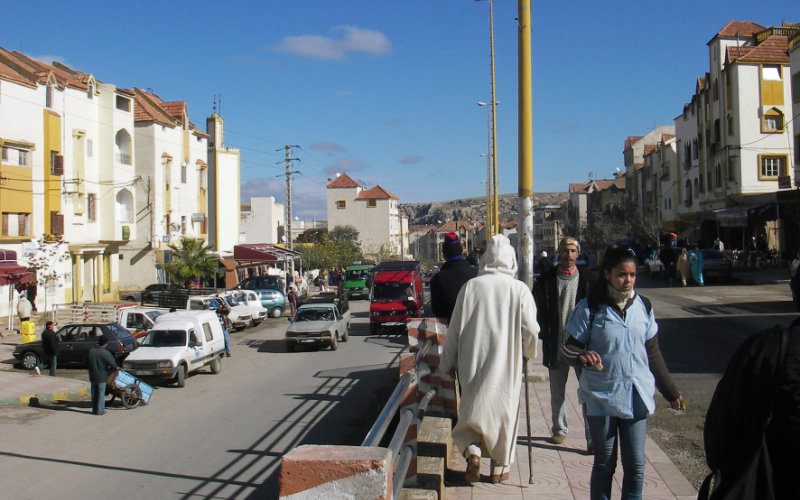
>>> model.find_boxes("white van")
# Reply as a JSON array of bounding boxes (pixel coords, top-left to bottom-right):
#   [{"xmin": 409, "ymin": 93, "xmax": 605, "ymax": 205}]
[{"xmin": 123, "ymin": 310, "xmax": 225, "ymax": 387}]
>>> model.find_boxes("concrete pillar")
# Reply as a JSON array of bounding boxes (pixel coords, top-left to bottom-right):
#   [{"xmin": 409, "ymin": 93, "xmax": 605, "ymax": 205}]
[{"xmin": 279, "ymin": 445, "xmax": 392, "ymax": 499}]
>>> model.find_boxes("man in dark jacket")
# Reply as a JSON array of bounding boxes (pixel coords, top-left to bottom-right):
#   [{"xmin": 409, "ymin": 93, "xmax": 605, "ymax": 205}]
[
  {"xmin": 532, "ymin": 237, "xmax": 592, "ymax": 448},
  {"xmin": 88, "ymin": 336, "xmax": 118, "ymax": 416},
  {"xmin": 430, "ymin": 233, "xmax": 478, "ymax": 323},
  {"xmin": 39, "ymin": 321, "xmax": 59, "ymax": 376}
]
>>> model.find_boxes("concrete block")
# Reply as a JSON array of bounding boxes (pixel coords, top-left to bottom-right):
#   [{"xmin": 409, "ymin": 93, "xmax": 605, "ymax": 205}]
[
  {"xmin": 279, "ymin": 445, "xmax": 391, "ymax": 499},
  {"xmin": 416, "ymin": 455, "xmax": 445, "ymax": 499},
  {"xmin": 417, "ymin": 416, "xmax": 452, "ymax": 459},
  {"xmin": 398, "ymin": 488, "xmax": 438, "ymax": 499}
]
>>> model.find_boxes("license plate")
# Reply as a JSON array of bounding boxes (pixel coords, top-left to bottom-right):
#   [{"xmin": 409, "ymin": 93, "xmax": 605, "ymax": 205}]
[
  {"xmin": 134, "ymin": 370, "xmax": 155, "ymax": 375},
  {"xmin": 299, "ymin": 339, "xmax": 316, "ymax": 343}
]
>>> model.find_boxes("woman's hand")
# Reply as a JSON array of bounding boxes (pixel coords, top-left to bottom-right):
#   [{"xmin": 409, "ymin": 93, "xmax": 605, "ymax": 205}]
[
  {"xmin": 669, "ymin": 395, "xmax": 686, "ymax": 411},
  {"xmin": 579, "ymin": 351, "xmax": 603, "ymax": 370}
]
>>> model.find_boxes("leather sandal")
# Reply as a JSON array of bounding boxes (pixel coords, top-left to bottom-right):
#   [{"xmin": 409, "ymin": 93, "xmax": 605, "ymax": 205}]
[{"xmin": 465, "ymin": 454, "xmax": 481, "ymax": 483}]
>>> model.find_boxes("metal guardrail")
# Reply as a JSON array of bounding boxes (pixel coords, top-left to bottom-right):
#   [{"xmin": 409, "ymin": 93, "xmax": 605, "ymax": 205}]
[{"xmin": 363, "ymin": 340, "xmax": 438, "ymax": 498}]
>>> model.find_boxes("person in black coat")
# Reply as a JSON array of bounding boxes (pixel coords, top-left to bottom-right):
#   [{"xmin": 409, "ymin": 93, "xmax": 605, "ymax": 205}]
[
  {"xmin": 430, "ymin": 233, "xmax": 478, "ymax": 323},
  {"xmin": 39, "ymin": 321, "xmax": 59, "ymax": 376},
  {"xmin": 532, "ymin": 237, "xmax": 592, "ymax": 448}
]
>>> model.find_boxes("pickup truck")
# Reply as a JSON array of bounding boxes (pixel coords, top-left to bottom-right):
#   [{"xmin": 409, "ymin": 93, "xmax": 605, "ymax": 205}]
[
  {"xmin": 285, "ymin": 302, "xmax": 350, "ymax": 351},
  {"xmin": 122, "ymin": 310, "xmax": 226, "ymax": 387}
]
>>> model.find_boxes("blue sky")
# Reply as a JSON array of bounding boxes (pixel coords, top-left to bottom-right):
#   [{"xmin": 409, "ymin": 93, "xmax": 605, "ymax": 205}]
[{"xmin": 2, "ymin": 1, "xmax": 796, "ymax": 220}]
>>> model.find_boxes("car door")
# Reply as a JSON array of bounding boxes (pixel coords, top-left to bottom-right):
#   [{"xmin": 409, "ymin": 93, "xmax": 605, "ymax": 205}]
[
  {"xmin": 74, "ymin": 325, "xmax": 101, "ymax": 363},
  {"xmin": 56, "ymin": 326, "xmax": 80, "ymax": 363}
]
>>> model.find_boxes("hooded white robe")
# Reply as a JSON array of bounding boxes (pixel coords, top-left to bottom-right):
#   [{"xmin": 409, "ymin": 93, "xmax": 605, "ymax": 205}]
[{"xmin": 439, "ymin": 234, "xmax": 540, "ymax": 465}]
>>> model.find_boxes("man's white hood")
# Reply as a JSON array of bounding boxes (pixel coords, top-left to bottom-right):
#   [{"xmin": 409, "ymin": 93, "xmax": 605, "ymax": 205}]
[{"xmin": 479, "ymin": 234, "xmax": 517, "ymax": 278}]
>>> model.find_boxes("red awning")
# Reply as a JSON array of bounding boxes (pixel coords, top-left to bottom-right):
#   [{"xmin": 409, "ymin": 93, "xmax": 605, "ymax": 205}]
[
  {"xmin": 233, "ymin": 244, "xmax": 301, "ymax": 263},
  {"xmin": 0, "ymin": 249, "xmax": 36, "ymax": 287}
]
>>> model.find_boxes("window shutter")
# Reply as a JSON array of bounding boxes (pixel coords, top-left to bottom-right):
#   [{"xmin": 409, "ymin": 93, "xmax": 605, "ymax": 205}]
[
  {"xmin": 52, "ymin": 154, "xmax": 64, "ymax": 175},
  {"xmin": 51, "ymin": 212, "xmax": 64, "ymax": 236},
  {"xmin": 18, "ymin": 214, "xmax": 26, "ymax": 236},
  {"xmin": 1, "ymin": 214, "xmax": 8, "ymax": 236}
]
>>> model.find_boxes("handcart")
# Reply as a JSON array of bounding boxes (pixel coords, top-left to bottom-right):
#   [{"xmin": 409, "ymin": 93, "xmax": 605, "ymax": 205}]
[{"xmin": 107, "ymin": 369, "xmax": 154, "ymax": 409}]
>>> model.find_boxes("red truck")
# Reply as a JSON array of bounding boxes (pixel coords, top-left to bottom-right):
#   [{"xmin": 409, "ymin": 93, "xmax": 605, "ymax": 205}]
[{"xmin": 369, "ymin": 261, "xmax": 424, "ymax": 335}]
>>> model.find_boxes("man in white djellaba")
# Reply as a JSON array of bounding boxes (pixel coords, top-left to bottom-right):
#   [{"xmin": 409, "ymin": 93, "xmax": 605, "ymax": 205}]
[{"xmin": 440, "ymin": 233, "xmax": 540, "ymax": 484}]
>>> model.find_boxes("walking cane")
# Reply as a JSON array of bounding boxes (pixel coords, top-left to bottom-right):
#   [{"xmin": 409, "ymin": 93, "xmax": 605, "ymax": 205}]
[{"xmin": 523, "ymin": 357, "xmax": 534, "ymax": 484}]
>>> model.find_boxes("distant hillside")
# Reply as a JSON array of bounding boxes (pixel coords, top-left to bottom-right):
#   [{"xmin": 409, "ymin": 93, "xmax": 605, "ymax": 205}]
[{"xmin": 400, "ymin": 192, "xmax": 568, "ymax": 225}]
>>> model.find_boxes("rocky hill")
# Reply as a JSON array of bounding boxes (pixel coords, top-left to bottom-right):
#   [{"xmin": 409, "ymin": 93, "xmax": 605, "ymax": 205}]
[{"xmin": 400, "ymin": 192, "xmax": 569, "ymax": 226}]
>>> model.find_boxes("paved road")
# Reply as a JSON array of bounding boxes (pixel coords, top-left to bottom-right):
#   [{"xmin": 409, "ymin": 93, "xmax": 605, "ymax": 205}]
[
  {"xmin": 635, "ymin": 275, "xmax": 797, "ymax": 488},
  {"xmin": 0, "ymin": 299, "xmax": 404, "ymax": 499}
]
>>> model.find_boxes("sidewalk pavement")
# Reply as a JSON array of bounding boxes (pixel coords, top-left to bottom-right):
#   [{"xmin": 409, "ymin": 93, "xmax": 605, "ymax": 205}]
[
  {"xmin": 445, "ymin": 370, "xmax": 697, "ymax": 499},
  {"xmin": 0, "ymin": 332, "xmax": 90, "ymax": 407}
]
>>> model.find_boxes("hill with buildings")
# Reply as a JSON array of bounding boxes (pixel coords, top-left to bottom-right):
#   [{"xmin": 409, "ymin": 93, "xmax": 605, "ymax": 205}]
[{"xmin": 400, "ymin": 192, "xmax": 569, "ymax": 226}]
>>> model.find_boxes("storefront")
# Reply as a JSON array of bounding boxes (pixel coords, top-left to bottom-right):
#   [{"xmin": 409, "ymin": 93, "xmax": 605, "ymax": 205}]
[{"xmin": 219, "ymin": 244, "xmax": 302, "ymax": 289}]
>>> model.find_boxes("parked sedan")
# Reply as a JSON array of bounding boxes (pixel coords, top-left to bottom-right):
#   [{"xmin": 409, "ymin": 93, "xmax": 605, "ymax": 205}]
[{"xmin": 13, "ymin": 322, "xmax": 137, "ymax": 370}]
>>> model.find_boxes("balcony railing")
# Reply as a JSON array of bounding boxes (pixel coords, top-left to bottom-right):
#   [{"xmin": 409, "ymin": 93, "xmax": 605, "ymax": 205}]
[{"xmin": 115, "ymin": 152, "xmax": 132, "ymax": 165}]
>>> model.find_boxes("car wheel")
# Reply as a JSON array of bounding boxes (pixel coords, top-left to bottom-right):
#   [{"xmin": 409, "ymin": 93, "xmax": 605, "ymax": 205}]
[
  {"xmin": 342, "ymin": 327, "xmax": 349, "ymax": 342},
  {"xmin": 271, "ymin": 307, "xmax": 283, "ymax": 318},
  {"xmin": 210, "ymin": 355, "xmax": 222, "ymax": 374},
  {"xmin": 21, "ymin": 351, "xmax": 40, "ymax": 371},
  {"xmin": 330, "ymin": 333, "xmax": 338, "ymax": 351},
  {"xmin": 121, "ymin": 384, "xmax": 142, "ymax": 409},
  {"xmin": 176, "ymin": 365, "xmax": 186, "ymax": 388},
  {"xmin": 286, "ymin": 342, "xmax": 295, "ymax": 352}
]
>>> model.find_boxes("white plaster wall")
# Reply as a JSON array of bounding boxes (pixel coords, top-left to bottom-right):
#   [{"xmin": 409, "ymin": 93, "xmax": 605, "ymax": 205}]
[
  {"xmin": 215, "ymin": 150, "xmax": 240, "ymax": 252},
  {"xmin": 674, "ymin": 105, "xmax": 699, "ymax": 216},
  {"xmin": 241, "ymin": 196, "xmax": 284, "ymax": 244},
  {"xmin": 792, "ymin": 45, "xmax": 800, "ymax": 179}
]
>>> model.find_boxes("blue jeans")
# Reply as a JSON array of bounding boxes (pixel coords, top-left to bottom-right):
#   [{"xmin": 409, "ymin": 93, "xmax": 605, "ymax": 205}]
[
  {"xmin": 587, "ymin": 391, "xmax": 648, "ymax": 500},
  {"xmin": 91, "ymin": 383, "xmax": 107, "ymax": 415},
  {"xmin": 223, "ymin": 327, "xmax": 231, "ymax": 355},
  {"xmin": 47, "ymin": 354, "xmax": 57, "ymax": 377}
]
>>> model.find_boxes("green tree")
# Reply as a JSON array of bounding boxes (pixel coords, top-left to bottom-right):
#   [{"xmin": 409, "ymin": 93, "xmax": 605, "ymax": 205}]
[
  {"xmin": 163, "ymin": 237, "xmax": 218, "ymax": 286},
  {"xmin": 295, "ymin": 226, "xmax": 363, "ymax": 270}
]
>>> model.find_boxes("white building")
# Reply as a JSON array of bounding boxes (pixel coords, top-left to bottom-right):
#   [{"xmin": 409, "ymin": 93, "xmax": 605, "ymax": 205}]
[
  {"xmin": 119, "ymin": 88, "xmax": 210, "ymax": 290},
  {"xmin": 206, "ymin": 113, "xmax": 241, "ymax": 253},
  {"xmin": 790, "ymin": 32, "xmax": 800, "ymax": 180},
  {"xmin": 623, "ymin": 126, "xmax": 675, "ymax": 209},
  {"xmin": 240, "ymin": 197, "xmax": 285, "ymax": 244},
  {"xmin": 0, "ymin": 48, "xmax": 137, "ymax": 309},
  {"xmin": 326, "ymin": 173, "xmax": 408, "ymax": 258}
]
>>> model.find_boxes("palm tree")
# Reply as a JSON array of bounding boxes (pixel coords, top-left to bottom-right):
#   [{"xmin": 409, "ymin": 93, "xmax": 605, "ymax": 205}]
[{"xmin": 163, "ymin": 237, "xmax": 218, "ymax": 287}]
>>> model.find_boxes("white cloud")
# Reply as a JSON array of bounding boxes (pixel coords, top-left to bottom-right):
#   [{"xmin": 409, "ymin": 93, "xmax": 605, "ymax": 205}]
[
  {"xmin": 275, "ymin": 26, "xmax": 392, "ymax": 60},
  {"xmin": 241, "ymin": 178, "xmax": 284, "ymax": 202}
]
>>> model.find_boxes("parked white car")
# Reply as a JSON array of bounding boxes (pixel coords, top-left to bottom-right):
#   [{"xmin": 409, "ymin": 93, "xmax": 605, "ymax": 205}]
[
  {"xmin": 186, "ymin": 295, "xmax": 253, "ymax": 331},
  {"xmin": 227, "ymin": 290, "xmax": 268, "ymax": 325}
]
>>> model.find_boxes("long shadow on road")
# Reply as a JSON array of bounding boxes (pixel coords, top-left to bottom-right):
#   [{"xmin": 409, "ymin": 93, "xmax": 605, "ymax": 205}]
[{"xmin": 178, "ymin": 335, "xmax": 404, "ymax": 500}]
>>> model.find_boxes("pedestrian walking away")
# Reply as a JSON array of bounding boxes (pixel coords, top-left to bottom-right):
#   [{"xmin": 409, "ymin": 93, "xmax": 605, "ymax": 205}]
[
  {"xmin": 430, "ymin": 232, "xmax": 477, "ymax": 324},
  {"xmin": 562, "ymin": 245, "xmax": 685, "ymax": 500},
  {"xmin": 39, "ymin": 320, "xmax": 59, "ymax": 376},
  {"xmin": 690, "ymin": 244, "xmax": 705, "ymax": 286},
  {"xmin": 88, "ymin": 336, "xmax": 119, "ymax": 416},
  {"xmin": 532, "ymin": 236, "xmax": 593, "ymax": 450},
  {"xmin": 440, "ymin": 234, "xmax": 540, "ymax": 484}
]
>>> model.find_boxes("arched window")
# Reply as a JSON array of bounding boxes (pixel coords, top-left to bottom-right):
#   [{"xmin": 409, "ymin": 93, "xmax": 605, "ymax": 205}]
[
  {"xmin": 116, "ymin": 189, "xmax": 133, "ymax": 222},
  {"xmin": 763, "ymin": 108, "xmax": 784, "ymax": 133},
  {"xmin": 115, "ymin": 129, "xmax": 132, "ymax": 164}
]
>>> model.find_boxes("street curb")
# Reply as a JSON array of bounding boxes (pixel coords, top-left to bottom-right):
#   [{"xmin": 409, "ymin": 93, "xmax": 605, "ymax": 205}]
[{"xmin": 0, "ymin": 382, "xmax": 91, "ymax": 407}]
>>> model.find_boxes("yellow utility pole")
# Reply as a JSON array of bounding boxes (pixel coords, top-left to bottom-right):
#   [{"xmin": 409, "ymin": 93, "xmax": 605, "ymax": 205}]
[
  {"xmin": 517, "ymin": 0, "xmax": 534, "ymax": 288},
  {"xmin": 488, "ymin": 0, "xmax": 500, "ymax": 235}
]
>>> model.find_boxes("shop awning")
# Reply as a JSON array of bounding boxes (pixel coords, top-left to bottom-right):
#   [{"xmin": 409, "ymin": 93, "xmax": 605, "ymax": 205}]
[
  {"xmin": 233, "ymin": 244, "xmax": 301, "ymax": 263},
  {"xmin": 0, "ymin": 249, "xmax": 36, "ymax": 286},
  {"xmin": 713, "ymin": 206, "xmax": 749, "ymax": 227}
]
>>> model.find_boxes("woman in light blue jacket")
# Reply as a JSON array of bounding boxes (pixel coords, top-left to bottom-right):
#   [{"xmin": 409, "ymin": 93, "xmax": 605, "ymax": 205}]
[{"xmin": 563, "ymin": 245, "xmax": 685, "ymax": 500}]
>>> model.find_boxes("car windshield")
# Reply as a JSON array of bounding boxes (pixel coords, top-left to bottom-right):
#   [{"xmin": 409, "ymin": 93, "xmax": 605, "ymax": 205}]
[
  {"xmin": 346, "ymin": 270, "xmax": 369, "ymax": 280},
  {"xmin": 141, "ymin": 330, "xmax": 187, "ymax": 347},
  {"xmin": 145, "ymin": 311, "xmax": 163, "ymax": 321},
  {"xmin": 295, "ymin": 307, "xmax": 335, "ymax": 322},
  {"xmin": 224, "ymin": 296, "xmax": 238, "ymax": 306},
  {"xmin": 372, "ymin": 282, "xmax": 412, "ymax": 301}
]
